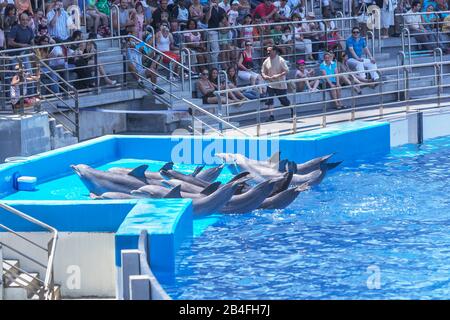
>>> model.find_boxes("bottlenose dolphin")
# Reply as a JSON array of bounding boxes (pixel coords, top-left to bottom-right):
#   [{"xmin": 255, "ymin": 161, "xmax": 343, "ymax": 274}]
[
  {"xmin": 90, "ymin": 192, "xmax": 144, "ymax": 200},
  {"xmin": 130, "ymin": 185, "xmax": 183, "ymax": 199},
  {"xmin": 259, "ymin": 183, "xmax": 309, "ymax": 209},
  {"xmin": 71, "ymin": 164, "xmax": 148, "ymax": 195},
  {"xmin": 269, "ymin": 172, "xmax": 293, "ymax": 197},
  {"xmin": 193, "ymin": 164, "xmax": 225, "ymax": 182},
  {"xmin": 219, "ymin": 178, "xmax": 279, "ymax": 214},
  {"xmin": 108, "ymin": 162, "xmax": 173, "ymax": 180},
  {"xmin": 160, "ymin": 169, "xmax": 210, "ymax": 188},
  {"xmin": 192, "ymin": 179, "xmax": 246, "ymax": 216}
]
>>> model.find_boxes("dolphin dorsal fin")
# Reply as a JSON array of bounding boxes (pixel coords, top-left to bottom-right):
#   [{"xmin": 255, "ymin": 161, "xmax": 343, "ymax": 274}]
[
  {"xmin": 227, "ymin": 171, "xmax": 250, "ymax": 184},
  {"xmin": 276, "ymin": 159, "xmax": 288, "ymax": 172},
  {"xmin": 164, "ymin": 185, "xmax": 182, "ymax": 198},
  {"xmin": 268, "ymin": 151, "xmax": 281, "ymax": 164},
  {"xmin": 160, "ymin": 162, "xmax": 174, "ymax": 171},
  {"xmin": 127, "ymin": 165, "xmax": 149, "ymax": 180},
  {"xmin": 191, "ymin": 165, "xmax": 205, "ymax": 177},
  {"xmin": 200, "ymin": 181, "xmax": 221, "ymax": 196}
]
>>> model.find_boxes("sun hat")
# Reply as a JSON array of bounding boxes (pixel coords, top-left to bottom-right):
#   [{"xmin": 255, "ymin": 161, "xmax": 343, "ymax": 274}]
[{"xmin": 296, "ymin": 59, "xmax": 305, "ymax": 65}]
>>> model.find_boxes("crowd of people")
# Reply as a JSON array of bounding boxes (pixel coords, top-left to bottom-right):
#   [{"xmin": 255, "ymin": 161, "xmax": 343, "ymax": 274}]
[{"xmin": 2, "ymin": 0, "xmax": 450, "ymax": 115}]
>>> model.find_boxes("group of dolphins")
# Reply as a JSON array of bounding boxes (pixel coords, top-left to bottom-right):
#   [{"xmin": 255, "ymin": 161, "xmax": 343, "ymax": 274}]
[{"xmin": 71, "ymin": 152, "xmax": 342, "ymax": 215}]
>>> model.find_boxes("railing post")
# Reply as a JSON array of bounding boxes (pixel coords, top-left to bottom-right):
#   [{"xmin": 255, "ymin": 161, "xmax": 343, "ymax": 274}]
[
  {"xmin": 169, "ymin": 62, "xmax": 173, "ymax": 107},
  {"xmin": 405, "ymin": 66, "xmax": 410, "ymax": 112},
  {"xmin": 129, "ymin": 275, "xmax": 152, "ymax": 300},
  {"xmin": 257, "ymin": 91, "xmax": 261, "ymax": 137},
  {"xmin": 120, "ymin": 250, "xmax": 141, "ymax": 300},
  {"xmin": 1, "ymin": 57, "xmax": 6, "ymax": 111},
  {"xmin": 322, "ymin": 89, "xmax": 326, "ymax": 127},
  {"xmin": 75, "ymin": 90, "xmax": 80, "ymax": 141},
  {"xmin": 0, "ymin": 243, "xmax": 4, "ymax": 300},
  {"xmin": 216, "ymin": 92, "xmax": 224, "ymax": 134},
  {"xmin": 35, "ymin": 55, "xmax": 41, "ymax": 113},
  {"xmin": 18, "ymin": 58, "xmax": 25, "ymax": 115},
  {"xmin": 379, "ymin": 70, "xmax": 383, "ymax": 118},
  {"xmin": 95, "ymin": 51, "xmax": 100, "ymax": 94}
]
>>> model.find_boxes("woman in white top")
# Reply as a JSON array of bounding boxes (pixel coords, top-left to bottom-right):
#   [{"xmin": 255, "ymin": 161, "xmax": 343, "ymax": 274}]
[{"xmin": 156, "ymin": 23, "xmax": 181, "ymax": 79}]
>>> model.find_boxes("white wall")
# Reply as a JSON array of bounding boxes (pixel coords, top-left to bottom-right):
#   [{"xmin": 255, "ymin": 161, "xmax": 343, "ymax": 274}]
[{"xmin": 0, "ymin": 232, "xmax": 116, "ymax": 298}]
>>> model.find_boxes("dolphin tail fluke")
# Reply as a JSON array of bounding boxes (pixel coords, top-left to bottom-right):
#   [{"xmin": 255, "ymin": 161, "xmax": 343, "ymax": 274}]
[
  {"xmin": 160, "ymin": 162, "xmax": 174, "ymax": 172},
  {"xmin": 287, "ymin": 161, "xmax": 298, "ymax": 173},
  {"xmin": 268, "ymin": 151, "xmax": 281, "ymax": 164},
  {"xmin": 191, "ymin": 165, "xmax": 205, "ymax": 177},
  {"xmin": 165, "ymin": 185, "xmax": 182, "ymax": 198},
  {"xmin": 200, "ymin": 181, "xmax": 221, "ymax": 196},
  {"xmin": 326, "ymin": 161, "xmax": 342, "ymax": 171},
  {"xmin": 127, "ymin": 164, "xmax": 149, "ymax": 181},
  {"xmin": 276, "ymin": 159, "xmax": 288, "ymax": 172}
]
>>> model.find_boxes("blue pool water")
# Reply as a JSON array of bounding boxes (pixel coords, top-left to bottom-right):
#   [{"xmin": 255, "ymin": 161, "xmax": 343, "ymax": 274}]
[
  {"xmin": 161, "ymin": 136, "xmax": 450, "ymax": 299},
  {"xmin": 3, "ymin": 160, "xmax": 236, "ymax": 201}
]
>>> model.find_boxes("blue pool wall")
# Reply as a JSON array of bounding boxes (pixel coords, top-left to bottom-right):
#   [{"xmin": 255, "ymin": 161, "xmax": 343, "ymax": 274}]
[{"xmin": 0, "ymin": 120, "xmax": 391, "ymax": 284}]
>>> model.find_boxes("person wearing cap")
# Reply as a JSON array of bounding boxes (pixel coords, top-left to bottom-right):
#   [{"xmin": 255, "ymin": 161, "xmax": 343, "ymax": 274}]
[
  {"xmin": 261, "ymin": 45, "xmax": 291, "ymax": 122},
  {"xmin": 295, "ymin": 59, "xmax": 319, "ymax": 92},
  {"xmin": 228, "ymin": 1, "xmax": 240, "ymax": 26},
  {"xmin": 253, "ymin": 0, "xmax": 276, "ymax": 22},
  {"xmin": 346, "ymin": 26, "xmax": 380, "ymax": 82}
]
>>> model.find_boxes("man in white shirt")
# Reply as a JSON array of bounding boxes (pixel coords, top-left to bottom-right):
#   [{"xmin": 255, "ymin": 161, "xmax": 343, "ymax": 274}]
[
  {"xmin": 404, "ymin": 0, "xmax": 440, "ymax": 51},
  {"xmin": 261, "ymin": 45, "xmax": 291, "ymax": 122},
  {"xmin": 46, "ymin": 0, "xmax": 70, "ymax": 41}
]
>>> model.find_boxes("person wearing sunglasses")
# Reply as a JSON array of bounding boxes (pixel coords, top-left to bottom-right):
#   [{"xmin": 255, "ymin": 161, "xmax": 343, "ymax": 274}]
[
  {"xmin": 237, "ymin": 41, "xmax": 265, "ymax": 95},
  {"xmin": 345, "ymin": 26, "xmax": 380, "ymax": 83},
  {"xmin": 196, "ymin": 69, "xmax": 229, "ymax": 104}
]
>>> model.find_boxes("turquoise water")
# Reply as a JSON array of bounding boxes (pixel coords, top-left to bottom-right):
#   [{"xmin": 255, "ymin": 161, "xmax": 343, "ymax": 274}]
[
  {"xmin": 3, "ymin": 160, "xmax": 236, "ymax": 201},
  {"xmin": 161, "ymin": 136, "xmax": 450, "ymax": 299}
]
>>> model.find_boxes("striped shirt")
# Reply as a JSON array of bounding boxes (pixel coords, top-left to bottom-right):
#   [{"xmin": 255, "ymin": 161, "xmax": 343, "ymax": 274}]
[{"xmin": 47, "ymin": 9, "xmax": 70, "ymax": 40}]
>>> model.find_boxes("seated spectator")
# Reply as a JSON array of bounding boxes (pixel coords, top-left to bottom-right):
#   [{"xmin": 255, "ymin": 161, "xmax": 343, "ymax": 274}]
[
  {"xmin": 15, "ymin": 0, "xmax": 32, "ymax": 15},
  {"xmin": 289, "ymin": 0, "xmax": 305, "ymax": 18},
  {"xmin": 113, "ymin": 0, "xmax": 133, "ymax": 36},
  {"xmin": 218, "ymin": 14, "xmax": 236, "ymax": 69},
  {"xmin": 184, "ymin": 18, "xmax": 208, "ymax": 73},
  {"xmin": 320, "ymin": 52, "xmax": 345, "ymax": 110},
  {"xmin": 152, "ymin": 0, "xmax": 171, "ymax": 29},
  {"xmin": 237, "ymin": 40, "xmax": 265, "ymax": 94},
  {"xmin": 3, "ymin": 4, "xmax": 18, "ymax": 41},
  {"xmin": 239, "ymin": 14, "xmax": 254, "ymax": 47},
  {"xmin": 126, "ymin": 37, "xmax": 163, "ymax": 93},
  {"xmin": 336, "ymin": 52, "xmax": 366, "ymax": 94},
  {"xmin": 95, "ymin": 0, "xmax": 111, "ymax": 17},
  {"xmin": 320, "ymin": 22, "xmax": 344, "ymax": 55},
  {"xmin": 34, "ymin": 9, "xmax": 47, "ymax": 31},
  {"xmin": 321, "ymin": 0, "xmax": 335, "ymax": 18},
  {"xmin": 227, "ymin": 65, "xmax": 257, "ymax": 99},
  {"xmin": 253, "ymin": 0, "xmax": 277, "ymax": 23},
  {"xmin": 281, "ymin": 25, "xmax": 293, "ymax": 59},
  {"xmin": 196, "ymin": 68, "xmax": 228, "ymax": 104},
  {"xmin": 404, "ymin": 0, "xmax": 442, "ymax": 51},
  {"xmin": 8, "ymin": 12, "xmax": 34, "ymax": 71},
  {"xmin": 295, "ymin": 59, "xmax": 319, "ymax": 92},
  {"xmin": 219, "ymin": 0, "xmax": 231, "ymax": 13},
  {"xmin": 292, "ymin": 13, "xmax": 313, "ymax": 61},
  {"xmin": 209, "ymin": 67, "xmax": 245, "ymax": 103},
  {"xmin": 274, "ymin": 0, "xmax": 291, "ymax": 21},
  {"xmin": 302, "ymin": 12, "xmax": 322, "ymax": 60},
  {"xmin": 346, "ymin": 26, "xmax": 380, "ymax": 82},
  {"xmin": 189, "ymin": 0, "xmax": 206, "ymax": 29},
  {"xmin": 47, "ymin": 0, "xmax": 71, "ymax": 41},
  {"xmin": 237, "ymin": 0, "xmax": 251, "ymax": 24},
  {"xmin": 171, "ymin": 0, "xmax": 189, "ymax": 28},
  {"xmin": 86, "ymin": 0, "xmax": 109, "ymax": 34}
]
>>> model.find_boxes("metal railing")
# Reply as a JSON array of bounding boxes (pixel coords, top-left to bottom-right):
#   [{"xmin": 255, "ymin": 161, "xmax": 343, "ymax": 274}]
[
  {"xmin": 173, "ymin": 14, "xmax": 358, "ymax": 72},
  {"xmin": 398, "ymin": 10, "xmax": 450, "ymax": 60},
  {"xmin": 0, "ymin": 202, "xmax": 58, "ymax": 300},
  {"xmin": 211, "ymin": 58, "xmax": 450, "ymax": 136}
]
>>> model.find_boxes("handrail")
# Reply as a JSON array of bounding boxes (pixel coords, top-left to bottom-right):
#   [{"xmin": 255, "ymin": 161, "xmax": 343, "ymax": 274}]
[
  {"xmin": 182, "ymin": 98, "xmax": 251, "ymax": 136},
  {"xmin": 110, "ymin": 4, "xmax": 121, "ymax": 40},
  {"xmin": 401, "ymin": 27, "xmax": 412, "ymax": 66},
  {"xmin": 0, "ymin": 202, "xmax": 58, "ymax": 300}
]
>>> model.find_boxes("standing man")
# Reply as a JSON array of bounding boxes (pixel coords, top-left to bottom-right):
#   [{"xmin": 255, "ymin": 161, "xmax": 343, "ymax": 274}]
[
  {"xmin": 46, "ymin": 0, "xmax": 71, "ymax": 41},
  {"xmin": 261, "ymin": 45, "xmax": 291, "ymax": 122},
  {"xmin": 206, "ymin": 0, "xmax": 226, "ymax": 67},
  {"xmin": 346, "ymin": 26, "xmax": 380, "ymax": 82}
]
